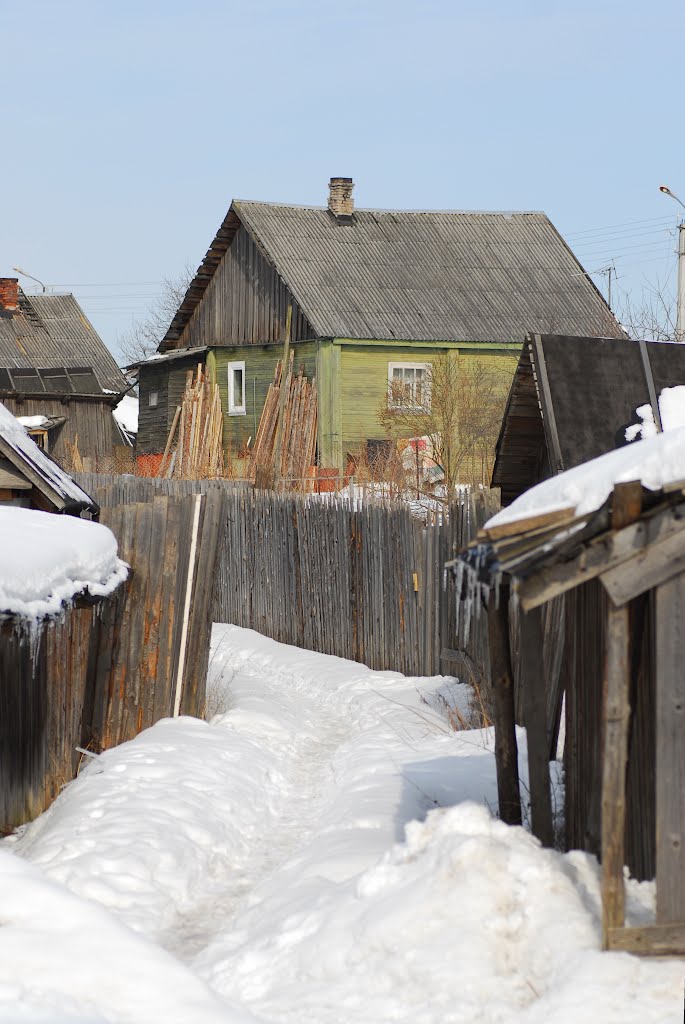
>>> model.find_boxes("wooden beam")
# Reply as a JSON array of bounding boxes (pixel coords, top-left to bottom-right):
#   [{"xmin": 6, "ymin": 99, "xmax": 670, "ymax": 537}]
[
  {"xmin": 655, "ymin": 574, "xmax": 685, "ymax": 925},
  {"xmin": 519, "ymin": 605, "xmax": 554, "ymax": 846},
  {"xmin": 516, "ymin": 500, "xmax": 685, "ymax": 611},
  {"xmin": 600, "ymin": 600, "xmax": 631, "ymax": 949},
  {"xmin": 610, "ymin": 480, "xmax": 642, "ymax": 531},
  {"xmin": 601, "ymin": 527, "xmax": 685, "ymax": 607},
  {"xmin": 531, "ymin": 335, "xmax": 563, "ymax": 474},
  {"xmin": 607, "ymin": 923, "xmax": 685, "ymax": 957},
  {"xmin": 487, "ymin": 587, "xmax": 522, "ymax": 826},
  {"xmin": 478, "ymin": 505, "xmax": 576, "ymax": 543}
]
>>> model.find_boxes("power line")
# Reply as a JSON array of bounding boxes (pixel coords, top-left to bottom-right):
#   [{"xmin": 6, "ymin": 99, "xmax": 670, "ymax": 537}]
[{"xmin": 565, "ymin": 214, "xmax": 673, "ymax": 239}]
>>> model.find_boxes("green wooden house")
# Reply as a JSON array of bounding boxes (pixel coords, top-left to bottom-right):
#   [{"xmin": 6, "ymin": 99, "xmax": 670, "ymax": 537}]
[{"xmin": 136, "ymin": 177, "xmax": 622, "ymax": 473}]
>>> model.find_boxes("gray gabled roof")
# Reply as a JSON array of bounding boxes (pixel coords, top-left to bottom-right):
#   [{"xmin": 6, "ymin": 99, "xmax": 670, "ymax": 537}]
[
  {"xmin": 0, "ymin": 292, "xmax": 128, "ymax": 393},
  {"xmin": 163, "ymin": 201, "xmax": 624, "ymax": 348}
]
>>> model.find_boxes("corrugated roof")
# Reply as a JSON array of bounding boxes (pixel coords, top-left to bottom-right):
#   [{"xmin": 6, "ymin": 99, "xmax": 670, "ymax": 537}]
[
  {"xmin": 163, "ymin": 201, "xmax": 624, "ymax": 348},
  {"xmin": 0, "ymin": 292, "xmax": 127, "ymax": 393}
]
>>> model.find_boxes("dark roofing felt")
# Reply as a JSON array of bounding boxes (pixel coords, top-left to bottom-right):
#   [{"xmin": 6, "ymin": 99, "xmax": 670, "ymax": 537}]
[
  {"xmin": 492, "ymin": 334, "xmax": 685, "ymax": 505},
  {"xmin": 162, "ymin": 202, "xmax": 624, "ymax": 349},
  {"xmin": 0, "ymin": 292, "xmax": 127, "ymax": 393}
]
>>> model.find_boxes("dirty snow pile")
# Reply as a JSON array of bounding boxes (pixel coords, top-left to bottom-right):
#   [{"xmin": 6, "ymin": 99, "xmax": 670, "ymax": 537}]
[
  {"xmin": 0, "ymin": 506, "xmax": 128, "ymax": 617},
  {"xmin": 0, "ymin": 625, "xmax": 680, "ymax": 1022}
]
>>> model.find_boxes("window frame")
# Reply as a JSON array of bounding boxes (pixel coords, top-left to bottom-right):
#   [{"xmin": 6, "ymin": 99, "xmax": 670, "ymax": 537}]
[
  {"xmin": 227, "ymin": 360, "xmax": 247, "ymax": 416},
  {"xmin": 387, "ymin": 361, "xmax": 432, "ymax": 412},
  {"xmin": 148, "ymin": 389, "xmax": 159, "ymax": 408}
]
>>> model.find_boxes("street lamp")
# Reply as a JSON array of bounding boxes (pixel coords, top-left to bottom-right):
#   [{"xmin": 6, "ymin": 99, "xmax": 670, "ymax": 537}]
[
  {"xmin": 659, "ymin": 186, "xmax": 685, "ymax": 340},
  {"xmin": 12, "ymin": 266, "xmax": 47, "ymax": 293}
]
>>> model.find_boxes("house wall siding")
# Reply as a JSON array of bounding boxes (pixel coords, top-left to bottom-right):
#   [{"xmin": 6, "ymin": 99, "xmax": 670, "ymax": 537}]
[
  {"xmin": 337, "ymin": 345, "xmax": 518, "ymax": 469},
  {"xmin": 137, "ymin": 355, "xmax": 208, "ymax": 454},
  {"xmin": 212, "ymin": 343, "xmax": 317, "ymax": 453},
  {"xmin": 177, "ymin": 225, "xmax": 315, "ymax": 349}
]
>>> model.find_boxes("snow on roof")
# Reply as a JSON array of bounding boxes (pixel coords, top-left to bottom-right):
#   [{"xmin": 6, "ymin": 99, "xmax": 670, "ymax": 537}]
[
  {"xmin": 487, "ymin": 422, "xmax": 685, "ymax": 530},
  {"xmin": 0, "ymin": 507, "xmax": 128, "ymax": 618},
  {"xmin": 16, "ymin": 415, "xmax": 49, "ymax": 429},
  {"xmin": 113, "ymin": 394, "xmax": 138, "ymax": 434},
  {"xmin": 0, "ymin": 401, "xmax": 94, "ymax": 509}
]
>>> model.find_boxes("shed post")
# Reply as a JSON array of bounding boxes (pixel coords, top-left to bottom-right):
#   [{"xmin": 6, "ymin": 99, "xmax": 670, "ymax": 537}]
[
  {"xmin": 600, "ymin": 599, "xmax": 631, "ymax": 948},
  {"xmin": 519, "ymin": 605, "xmax": 554, "ymax": 846},
  {"xmin": 655, "ymin": 573, "xmax": 685, "ymax": 925},
  {"xmin": 487, "ymin": 585, "xmax": 522, "ymax": 825}
]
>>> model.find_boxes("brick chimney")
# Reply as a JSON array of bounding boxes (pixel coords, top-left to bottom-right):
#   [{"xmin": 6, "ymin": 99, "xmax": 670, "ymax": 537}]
[
  {"xmin": 328, "ymin": 177, "xmax": 354, "ymax": 220},
  {"xmin": 0, "ymin": 278, "xmax": 18, "ymax": 312}
]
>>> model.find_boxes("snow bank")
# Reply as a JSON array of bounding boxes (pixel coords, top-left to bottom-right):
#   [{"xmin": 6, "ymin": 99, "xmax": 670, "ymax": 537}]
[
  {"xmin": 0, "ymin": 507, "xmax": 128, "ymax": 618},
  {"xmin": 486, "ymin": 423, "xmax": 685, "ymax": 530},
  {"xmin": 4, "ymin": 626, "xmax": 678, "ymax": 1022},
  {"xmin": 0, "ymin": 851, "xmax": 251, "ymax": 1024},
  {"xmin": 114, "ymin": 394, "xmax": 139, "ymax": 434},
  {"xmin": 0, "ymin": 401, "xmax": 92, "ymax": 507}
]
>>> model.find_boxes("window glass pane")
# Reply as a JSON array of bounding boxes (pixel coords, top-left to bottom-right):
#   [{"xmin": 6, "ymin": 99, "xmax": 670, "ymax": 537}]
[{"xmin": 234, "ymin": 367, "xmax": 244, "ymax": 407}]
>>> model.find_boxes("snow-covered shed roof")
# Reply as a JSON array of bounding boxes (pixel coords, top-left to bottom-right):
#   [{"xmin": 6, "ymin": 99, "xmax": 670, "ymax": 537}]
[{"xmin": 455, "ymin": 415, "xmax": 685, "ymax": 613}]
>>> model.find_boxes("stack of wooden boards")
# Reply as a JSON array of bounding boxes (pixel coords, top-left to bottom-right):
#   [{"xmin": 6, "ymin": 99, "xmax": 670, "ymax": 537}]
[
  {"xmin": 160, "ymin": 365, "xmax": 224, "ymax": 478},
  {"xmin": 250, "ymin": 354, "xmax": 317, "ymax": 489}
]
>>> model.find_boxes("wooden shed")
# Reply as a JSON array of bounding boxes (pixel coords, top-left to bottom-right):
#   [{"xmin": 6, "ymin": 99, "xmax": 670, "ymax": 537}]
[
  {"xmin": 0, "ymin": 400, "xmax": 97, "ymax": 515},
  {"xmin": 492, "ymin": 333, "xmax": 685, "ymax": 505},
  {"xmin": 453, "ymin": 433, "xmax": 685, "ymax": 957}
]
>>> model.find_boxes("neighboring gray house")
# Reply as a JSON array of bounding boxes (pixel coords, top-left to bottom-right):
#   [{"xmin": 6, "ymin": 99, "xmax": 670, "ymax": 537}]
[{"xmin": 0, "ymin": 278, "xmax": 129, "ymax": 465}]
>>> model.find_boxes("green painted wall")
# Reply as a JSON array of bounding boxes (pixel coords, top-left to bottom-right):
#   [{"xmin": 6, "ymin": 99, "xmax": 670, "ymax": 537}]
[
  {"xmin": 210, "ymin": 338, "xmax": 519, "ymax": 472},
  {"xmin": 337, "ymin": 342, "xmax": 519, "ymax": 470},
  {"xmin": 211, "ymin": 342, "xmax": 317, "ymax": 453}
]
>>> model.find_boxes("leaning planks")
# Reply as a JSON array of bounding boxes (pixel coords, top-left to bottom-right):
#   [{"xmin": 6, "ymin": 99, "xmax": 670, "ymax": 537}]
[
  {"xmin": 249, "ymin": 355, "xmax": 318, "ymax": 490},
  {"xmin": 161, "ymin": 364, "xmax": 224, "ymax": 479}
]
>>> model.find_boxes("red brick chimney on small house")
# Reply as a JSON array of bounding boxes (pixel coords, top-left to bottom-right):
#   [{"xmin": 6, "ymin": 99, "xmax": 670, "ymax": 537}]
[
  {"xmin": 328, "ymin": 177, "xmax": 354, "ymax": 221},
  {"xmin": 0, "ymin": 278, "xmax": 19, "ymax": 312}
]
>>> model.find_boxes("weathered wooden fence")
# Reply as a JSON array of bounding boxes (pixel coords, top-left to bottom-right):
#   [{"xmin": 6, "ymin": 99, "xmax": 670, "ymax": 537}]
[
  {"xmin": 0, "ymin": 489, "xmax": 224, "ymax": 832},
  {"xmin": 76, "ymin": 473, "xmax": 500, "ymax": 680}
]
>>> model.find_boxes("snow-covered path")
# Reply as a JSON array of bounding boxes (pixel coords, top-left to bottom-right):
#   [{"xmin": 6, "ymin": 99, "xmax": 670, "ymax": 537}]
[{"xmin": 1, "ymin": 625, "xmax": 682, "ymax": 1023}]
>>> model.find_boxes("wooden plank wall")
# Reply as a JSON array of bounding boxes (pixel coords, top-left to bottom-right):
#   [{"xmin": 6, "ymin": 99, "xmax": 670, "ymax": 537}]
[
  {"xmin": 1, "ymin": 396, "xmax": 119, "ymax": 464},
  {"xmin": 563, "ymin": 579, "xmax": 656, "ymax": 880},
  {"xmin": 178, "ymin": 224, "xmax": 313, "ymax": 349}
]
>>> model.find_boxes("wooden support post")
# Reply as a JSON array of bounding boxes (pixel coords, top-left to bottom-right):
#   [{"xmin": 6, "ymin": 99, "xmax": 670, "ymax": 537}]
[
  {"xmin": 519, "ymin": 605, "xmax": 554, "ymax": 847},
  {"xmin": 600, "ymin": 599, "xmax": 631, "ymax": 948},
  {"xmin": 272, "ymin": 304, "xmax": 293, "ymax": 484},
  {"xmin": 655, "ymin": 573, "xmax": 685, "ymax": 925},
  {"xmin": 487, "ymin": 585, "xmax": 522, "ymax": 825}
]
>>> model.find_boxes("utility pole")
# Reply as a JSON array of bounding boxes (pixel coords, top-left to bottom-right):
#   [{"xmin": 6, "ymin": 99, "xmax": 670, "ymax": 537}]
[
  {"xmin": 598, "ymin": 265, "xmax": 614, "ymax": 310},
  {"xmin": 677, "ymin": 221, "xmax": 685, "ymax": 342},
  {"xmin": 659, "ymin": 186, "xmax": 685, "ymax": 341}
]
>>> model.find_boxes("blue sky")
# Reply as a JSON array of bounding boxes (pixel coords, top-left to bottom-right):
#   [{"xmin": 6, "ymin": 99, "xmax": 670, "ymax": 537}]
[{"xmin": 3, "ymin": 0, "xmax": 684, "ymax": 361}]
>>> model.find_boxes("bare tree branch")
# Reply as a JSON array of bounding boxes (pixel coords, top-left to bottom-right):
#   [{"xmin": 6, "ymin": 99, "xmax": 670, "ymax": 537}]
[{"xmin": 118, "ymin": 264, "xmax": 194, "ymax": 363}]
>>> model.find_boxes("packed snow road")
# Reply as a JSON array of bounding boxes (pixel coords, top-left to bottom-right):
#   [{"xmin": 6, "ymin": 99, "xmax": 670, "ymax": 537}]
[{"xmin": 0, "ymin": 625, "xmax": 680, "ymax": 1023}]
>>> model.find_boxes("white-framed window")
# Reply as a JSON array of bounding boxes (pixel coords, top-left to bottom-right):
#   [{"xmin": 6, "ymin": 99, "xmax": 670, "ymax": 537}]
[
  {"xmin": 228, "ymin": 360, "xmax": 246, "ymax": 415},
  {"xmin": 387, "ymin": 362, "xmax": 432, "ymax": 411},
  {"xmin": 148, "ymin": 389, "xmax": 159, "ymax": 408}
]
